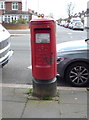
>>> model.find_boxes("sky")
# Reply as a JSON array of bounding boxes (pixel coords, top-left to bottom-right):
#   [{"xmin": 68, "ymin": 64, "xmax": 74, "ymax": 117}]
[{"xmin": 22, "ymin": 0, "xmax": 88, "ymax": 19}]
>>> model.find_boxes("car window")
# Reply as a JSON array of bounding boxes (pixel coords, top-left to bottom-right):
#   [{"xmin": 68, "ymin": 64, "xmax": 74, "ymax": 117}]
[{"xmin": 76, "ymin": 22, "xmax": 82, "ymax": 25}]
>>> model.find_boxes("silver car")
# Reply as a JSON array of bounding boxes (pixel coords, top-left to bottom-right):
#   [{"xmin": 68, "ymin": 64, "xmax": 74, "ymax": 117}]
[
  {"xmin": 57, "ymin": 39, "xmax": 89, "ymax": 87},
  {"xmin": 0, "ymin": 24, "xmax": 13, "ymax": 67}
]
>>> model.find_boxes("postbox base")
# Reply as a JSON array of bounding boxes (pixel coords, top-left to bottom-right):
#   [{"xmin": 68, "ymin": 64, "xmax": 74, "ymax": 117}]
[{"xmin": 32, "ymin": 77, "xmax": 57, "ymax": 97}]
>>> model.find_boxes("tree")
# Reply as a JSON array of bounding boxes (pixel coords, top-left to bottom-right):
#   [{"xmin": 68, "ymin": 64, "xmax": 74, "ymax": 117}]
[
  {"xmin": 48, "ymin": 13, "xmax": 54, "ymax": 18},
  {"xmin": 67, "ymin": 2, "xmax": 75, "ymax": 22}
]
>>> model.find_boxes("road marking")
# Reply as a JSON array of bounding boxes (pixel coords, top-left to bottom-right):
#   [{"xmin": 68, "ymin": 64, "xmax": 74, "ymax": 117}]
[
  {"xmin": 72, "ymin": 31, "xmax": 84, "ymax": 33},
  {"xmin": 0, "ymin": 83, "xmax": 87, "ymax": 91},
  {"xmin": 67, "ymin": 33, "xmax": 72, "ymax": 35},
  {"xmin": 27, "ymin": 65, "xmax": 32, "ymax": 69},
  {"xmin": 75, "ymin": 98, "xmax": 78, "ymax": 100},
  {"xmin": 11, "ymin": 34, "xmax": 29, "ymax": 36}
]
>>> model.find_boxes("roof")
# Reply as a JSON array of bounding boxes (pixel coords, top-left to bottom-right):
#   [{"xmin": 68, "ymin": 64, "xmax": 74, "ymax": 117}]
[{"xmin": 5, "ymin": 0, "xmax": 22, "ymax": 2}]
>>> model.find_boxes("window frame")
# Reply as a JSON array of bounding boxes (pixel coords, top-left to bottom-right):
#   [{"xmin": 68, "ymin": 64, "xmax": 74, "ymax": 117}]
[
  {"xmin": 12, "ymin": 2, "xmax": 18, "ymax": 10},
  {"xmin": 0, "ymin": 1, "xmax": 5, "ymax": 10}
]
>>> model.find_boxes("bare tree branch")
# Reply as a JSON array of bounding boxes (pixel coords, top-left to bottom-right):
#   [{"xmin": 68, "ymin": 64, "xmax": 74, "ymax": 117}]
[{"xmin": 67, "ymin": 2, "xmax": 75, "ymax": 21}]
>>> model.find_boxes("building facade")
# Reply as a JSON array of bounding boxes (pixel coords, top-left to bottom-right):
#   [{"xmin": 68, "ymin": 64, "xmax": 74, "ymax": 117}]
[{"xmin": 0, "ymin": 0, "xmax": 32, "ymax": 23}]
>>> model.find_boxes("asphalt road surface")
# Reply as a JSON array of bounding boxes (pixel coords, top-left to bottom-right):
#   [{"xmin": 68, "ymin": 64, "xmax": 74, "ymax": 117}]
[{"xmin": 2, "ymin": 25, "xmax": 87, "ymax": 86}]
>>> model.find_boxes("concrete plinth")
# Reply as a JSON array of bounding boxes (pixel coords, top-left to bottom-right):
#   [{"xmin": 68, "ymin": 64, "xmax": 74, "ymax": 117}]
[{"xmin": 32, "ymin": 77, "xmax": 57, "ymax": 97}]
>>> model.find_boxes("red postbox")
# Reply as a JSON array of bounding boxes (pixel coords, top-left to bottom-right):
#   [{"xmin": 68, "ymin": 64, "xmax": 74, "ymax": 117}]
[
  {"xmin": 30, "ymin": 18, "xmax": 57, "ymax": 80},
  {"xmin": 30, "ymin": 18, "xmax": 57, "ymax": 97}
]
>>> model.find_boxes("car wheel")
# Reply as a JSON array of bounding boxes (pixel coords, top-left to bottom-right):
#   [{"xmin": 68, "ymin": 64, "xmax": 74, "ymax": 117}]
[{"xmin": 65, "ymin": 62, "xmax": 89, "ymax": 87}]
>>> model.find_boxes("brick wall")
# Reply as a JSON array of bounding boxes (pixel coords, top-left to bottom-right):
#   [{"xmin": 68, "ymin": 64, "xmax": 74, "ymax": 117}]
[
  {"xmin": 5, "ymin": 2, "xmax": 12, "ymax": 10},
  {"xmin": 18, "ymin": 2, "xmax": 22, "ymax": 10},
  {"xmin": 5, "ymin": 2, "xmax": 22, "ymax": 11},
  {"xmin": 2, "ymin": 23, "xmax": 30, "ymax": 29},
  {"xmin": 0, "ymin": 10, "xmax": 4, "ymax": 15}
]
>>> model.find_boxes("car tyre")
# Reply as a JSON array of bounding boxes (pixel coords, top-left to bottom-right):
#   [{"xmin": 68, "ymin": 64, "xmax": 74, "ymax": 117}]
[{"xmin": 65, "ymin": 62, "xmax": 89, "ymax": 87}]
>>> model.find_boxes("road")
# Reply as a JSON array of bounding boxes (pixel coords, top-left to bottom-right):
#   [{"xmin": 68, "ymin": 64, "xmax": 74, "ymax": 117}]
[
  {"xmin": 2, "ymin": 25, "xmax": 87, "ymax": 86},
  {"xmin": 56, "ymin": 25, "xmax": 87, "ymax": 44}
]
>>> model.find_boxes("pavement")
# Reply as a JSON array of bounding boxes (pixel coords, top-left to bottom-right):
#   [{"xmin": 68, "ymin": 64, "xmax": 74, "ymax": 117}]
[
  {"xmin": 8, "ymin": 29, "xmax": 30, "ymax": 36},
  {"xmin": 1, "ymin": 28, "xmax": 88, "ymax": 119},
  {"xmin": 0, "ymin": 83, "xmax": 88, "ymax": 119}
]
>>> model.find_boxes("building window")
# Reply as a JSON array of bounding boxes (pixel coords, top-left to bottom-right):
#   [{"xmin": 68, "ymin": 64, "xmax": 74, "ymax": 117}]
[
  {"xmin": 12, "ymin": 2, "xmax": 18, "ymax": 10},
  {"xmin": 0, "ymin": 15, "xmax": 2, "ymax": 23},
  {"xmin": 4, "ymin": 15, "xmax": 11, "ymax": 23},
  {"xmin": 0, "ymin": 1, "xmax": 5, "ymax": 9},
  {"xmin": 22, "ymin": 15, "xmax": 29, "ymax": 21}
]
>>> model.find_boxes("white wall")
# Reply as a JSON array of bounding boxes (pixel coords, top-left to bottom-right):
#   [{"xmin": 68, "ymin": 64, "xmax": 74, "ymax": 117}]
[
  {"xmin": 32, "ymin": 15, "xmax": 38, "ymax": 20},
  {"xmin": 0, "ymin": 15, "xmax": 2, "ymax": 23},
  {"xmin": 84, "ymin": 17, "xmax": 89, "ymax": 28}
]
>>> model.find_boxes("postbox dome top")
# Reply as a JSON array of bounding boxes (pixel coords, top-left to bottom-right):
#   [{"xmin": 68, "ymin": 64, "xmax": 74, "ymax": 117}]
[{"xmin": 31, "ymin": 18, "xmax": 55, "ymax": 22}]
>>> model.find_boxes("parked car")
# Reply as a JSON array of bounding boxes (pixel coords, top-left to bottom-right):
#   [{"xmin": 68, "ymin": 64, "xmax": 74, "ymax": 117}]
[
  {"xmin": 60, "ymin": 21, "xmax": 66, "ymax": 26},
  {"xmin": 72, "ymin": 21, "xmax": 84, "ymax": 30},
  {"xmin": 68, "ymin": 22, "xmax": 73, "ymax": 29},
  {"xmin": 64, "ymin": 23, "xmax": 69, "ymax": 28},
  {"xmin": 57, "ymin": 22, "xmax": 60, "ymax": 25},
  {"xmin": 57, "ymin": 39, "xmax": 89, "ymax": 87},
  {"xmin": 0, "ymin": 24, "xmax": 13, "ymax": 67}
]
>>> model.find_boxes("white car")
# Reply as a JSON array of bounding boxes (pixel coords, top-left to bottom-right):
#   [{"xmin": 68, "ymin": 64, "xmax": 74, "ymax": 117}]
[
  {"xmin": 0, "ymin": 24, "xmax": 13, "ymax": 67},
  {"xmin": 72, "ymin": 21, "xmax": 84, "ymax": 30},
  {"xmin": 68, "ymin": 22, "xmax": 73, "ymax": 29}
]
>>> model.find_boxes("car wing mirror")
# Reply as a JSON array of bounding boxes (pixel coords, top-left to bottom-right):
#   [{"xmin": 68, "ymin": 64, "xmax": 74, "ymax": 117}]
[
  {"xmin": 85, "ymin": 39, "xmax": 89, "ymax": 45},
  {"xmin": 85, "ymin": 39, "xmax": 89, "ymax": 41}
]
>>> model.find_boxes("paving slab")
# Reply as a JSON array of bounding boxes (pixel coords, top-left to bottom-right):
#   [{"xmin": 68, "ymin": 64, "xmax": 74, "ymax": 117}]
[
  {"xmin": 2, "ymin": 101, "xmax": 25, "ymax": 118},
  {"xmin": 2, "ymin": 87, "xmax": 27, "ymax": 102},
  {"xmin": 2, "ymin": 87, "xmax": 28, "ymax": 118},
  {"xmin": 59, "ymin": 90, "xmax": 87, "ymax": 104},
  {"xmin": 59, "ymin": 90, "xmax": 87, "ymax": 118},
  {"xmin": 59, "ymin": 104, "xmax": 87, "ymax": 118},
  {"xmin": 22, "ymin": 100, "xmax": 61, "ymax": 118}
]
